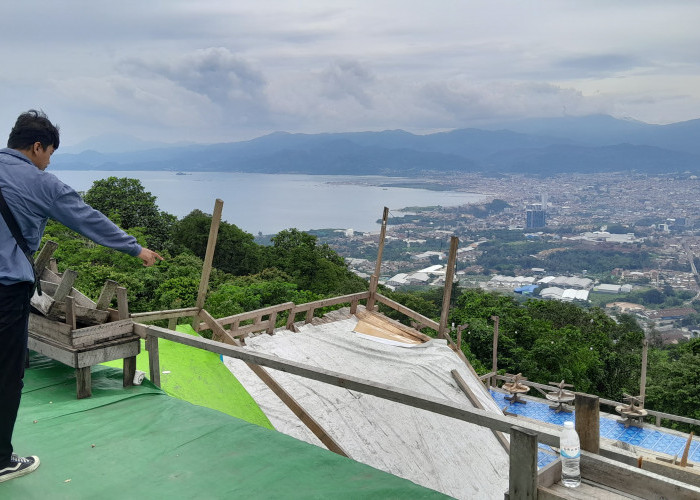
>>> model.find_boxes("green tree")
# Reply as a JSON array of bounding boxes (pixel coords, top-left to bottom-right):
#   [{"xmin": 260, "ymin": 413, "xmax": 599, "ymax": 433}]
[
  {"xmin": 83, "ymin": 177, "xmax": 175, "ymax": 249},
  {"xmin": 172, "ymin": 209, "xmax": 262, "ymax": 276}
]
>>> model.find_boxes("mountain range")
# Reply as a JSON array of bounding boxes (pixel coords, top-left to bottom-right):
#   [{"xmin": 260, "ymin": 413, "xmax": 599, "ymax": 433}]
[{"xmin": 51, "ymin": 115, "xmax": 700, "ymax": 176}]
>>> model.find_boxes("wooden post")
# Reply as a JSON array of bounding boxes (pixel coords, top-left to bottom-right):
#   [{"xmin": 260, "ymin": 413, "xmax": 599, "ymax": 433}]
[
  {"xmin": 76, "ymin": 367, "xmax": 92, "ymax": 399},
  {"xmin": 491, "ymin": 315, "xmax": 499, "ymax": 388},
  {"xmin": 116, "ymin": 287, "xmax": 129, "ymax": 320},
  {"xmin": 192, "ymin": 199, "xmax": 224, "ymax": 330},
  {"xmin": 366, "ymin": 207, "xmax": 389, "ymax": 311},
  {"xmin": 508, "ymin": 426, "xmax": 538, "ymax": 499},
  {"xmin": 146, "ymin": 335, "xmax": 161, "ymax": 387},
  {"xmin": 640, "ymin": 338, "xmax": 648, "ymax": 408},
  {"xmin": 575, "ymin": 393, "xmax": 600, "ymax": 454},
  {"xmin": 438, "ymin": 236, "xmax": 459, "ymax": 339},
  {"xmin": 65, "ymin": 296, "xmax": 77, "ymax": 330}
]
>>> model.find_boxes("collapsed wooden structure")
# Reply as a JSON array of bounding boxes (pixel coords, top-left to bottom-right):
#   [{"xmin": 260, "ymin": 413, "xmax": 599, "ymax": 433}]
[{"xmin": 27, "ymin": 201, "xmax": 700, "ymax": 498}]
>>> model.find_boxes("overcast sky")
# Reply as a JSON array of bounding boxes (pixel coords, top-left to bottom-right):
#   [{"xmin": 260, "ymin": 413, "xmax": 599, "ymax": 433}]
[{"xmin": 2, "ymin": 1, "xmax": 699, "ymax": 147}]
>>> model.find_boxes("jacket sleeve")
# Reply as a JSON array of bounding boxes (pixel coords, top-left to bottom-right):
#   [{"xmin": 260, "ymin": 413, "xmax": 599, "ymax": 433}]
[{"xmin": 48, "ymin": 186, "xmax": 143, "ymax": 257}]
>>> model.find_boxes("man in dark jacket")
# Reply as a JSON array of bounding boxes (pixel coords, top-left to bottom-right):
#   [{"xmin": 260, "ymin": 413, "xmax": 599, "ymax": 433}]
[{"xmin": 0, "ymin": 110, "xmax": 162, "ymax": 483}]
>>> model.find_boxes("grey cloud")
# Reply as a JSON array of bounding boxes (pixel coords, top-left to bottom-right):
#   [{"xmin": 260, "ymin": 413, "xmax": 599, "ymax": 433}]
[
  {"xmin": 555, "ymin": 54, "xmax": 647, "ymax": 77},
  {"xmin": 119, "ymin": 48, "xmax": 269, "ymax": 124},
  {"xmin": 319, "ymin": 60, "xmax": 376, "ymax": 107}
]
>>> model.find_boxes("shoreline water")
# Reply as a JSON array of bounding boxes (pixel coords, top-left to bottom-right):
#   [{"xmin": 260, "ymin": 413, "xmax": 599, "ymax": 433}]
[{"xmin": 52, "ymin": 170, "xmax": 487, "ymax": 234}]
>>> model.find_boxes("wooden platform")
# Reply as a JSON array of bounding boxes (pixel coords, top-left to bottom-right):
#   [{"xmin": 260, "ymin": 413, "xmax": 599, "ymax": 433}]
[{"xmin": 28, "ymin": 332, "xmax": 139, "ymax": 399}]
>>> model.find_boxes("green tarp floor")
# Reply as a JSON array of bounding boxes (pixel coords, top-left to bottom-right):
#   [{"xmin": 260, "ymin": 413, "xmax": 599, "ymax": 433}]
[{"xmin": 2, "ymin": 352, "xmax": 449, "ymax": 499}]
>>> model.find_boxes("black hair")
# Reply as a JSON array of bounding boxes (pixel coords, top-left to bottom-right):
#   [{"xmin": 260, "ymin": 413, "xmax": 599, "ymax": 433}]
[{"xmin": 7, "ymin": 109, "xmax": 60, "ymax": 151}]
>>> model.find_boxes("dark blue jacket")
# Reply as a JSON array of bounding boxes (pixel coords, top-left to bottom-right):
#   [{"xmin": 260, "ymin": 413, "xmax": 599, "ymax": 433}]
[{"xmin": 0, "ymin": 148, "xmax": 141, "ymax": 284}]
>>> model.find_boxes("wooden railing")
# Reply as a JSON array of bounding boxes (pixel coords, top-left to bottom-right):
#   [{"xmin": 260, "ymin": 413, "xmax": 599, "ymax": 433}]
[{"xmin": 131, "ymin": 324, "xmax": 700, "ymax": 498}]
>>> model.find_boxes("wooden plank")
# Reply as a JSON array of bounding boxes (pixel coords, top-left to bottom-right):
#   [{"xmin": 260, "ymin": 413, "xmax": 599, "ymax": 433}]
[
  {"xmin": 40, "ymin": 266, "xmax": 62, "ymax": 284},
  {"xmin": 355, "ymin": 310, "xmax": 432, "ymax": 342},
  {"xmin": 71, "ymin": 319, "xmax": 134, "ymax": 348},
  {"xmin": 214, "ymin": 302, "xmax": 297, "ymax": 326},
  {"xmin": 580, "ymin": 450, "xmax": 700, "ymax": 499},
  {"xmin": 266, "ymin": 311, "xmax": 278, "ymax": 334},
  {"xmin": 438, "ymin": 236, "xmax": 458, "ymax": 339},
  {"xmin": 28, "ymin": 334, "xmax": 77, "ymax": 367},
  {"xmin": 75, "ymin": 338, "xmax": 140, "ymax": 368},
  {"xmin": 49, "ymin": 302, "xmax": 111, "ymax": 325},
  {"xmin": 374, "ymin": 293, "xmax": 440, "ymax": 330},
  {"xmin": 451, "ymin": 369, "xmax": 510, "ymax": 453},
  {"xmin": 538, "ymin": 458, "xmax": 562, "ymax": 489},
  {"xmin": 248, "ymin": 363, "xmax": 350, "ymax": 457},
  {"xmin": 28, "ymin": 313, "xmax": 72, "ymax": 345},
  {"xmin": 38, "ymin": 279, "xmax": 96, "ymax": 308},
  {"xmin": 135, "ymin": 323, "xmax": 564, "ymax": 446},
  {"xmin": 48, "ymin": 257, "xmax": 58, "ymax": 274},
  {"xmin": 130, "ymin": 307, "xmax": 199, "ymax": 322},
  {"xmin": 575, "ymin": 393, "xmax": 600, "ymax": 453},
  {"xmin": 30, "ymin": 289, "xmax": 55, "ymax": 316},
  {"xmin": 96, "ymin": 279, "xmax": 119, "ymax": 310},
  {"xmin": 195, "ymin": 199, "xmax": 223, "ymax": 311},
  {"xmin": 76, "ymin": 367, "xmax": 92, "ymax": 399},
  {"xmin": 116, "ymin": 287, "xmax": 129, "ymax": 320},
  {"xmin": 146, "ymin": 335, "xmax": 161, "ymax": 387},
  {"xmin": 509, "ymin": 426, "xmax": 538, "ymax": 499},
  {"xmin": 53, "ymin": 269, "xmax": 78, "ymax": 302},
  {"xmin": 34, "ymin": 240, "xmax": 58, "ymax": 273}
]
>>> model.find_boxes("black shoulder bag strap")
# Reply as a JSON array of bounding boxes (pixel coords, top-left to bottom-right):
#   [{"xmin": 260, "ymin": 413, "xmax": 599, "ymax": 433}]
[{"xmin": 0, "ymin": 186, "xmax": 42, "ymax": 295}]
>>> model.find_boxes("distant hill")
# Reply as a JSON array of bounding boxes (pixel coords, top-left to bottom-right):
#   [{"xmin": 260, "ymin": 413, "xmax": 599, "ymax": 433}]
[{"xmin": 50, "ymin": 115, "xmax": 700, "ymax": 176}]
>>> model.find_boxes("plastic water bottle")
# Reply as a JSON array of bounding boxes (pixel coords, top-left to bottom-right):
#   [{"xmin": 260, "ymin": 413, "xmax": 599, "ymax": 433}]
[{"xmin": 560, "ymin": 421, "xmax": 581, "ymax": 488}]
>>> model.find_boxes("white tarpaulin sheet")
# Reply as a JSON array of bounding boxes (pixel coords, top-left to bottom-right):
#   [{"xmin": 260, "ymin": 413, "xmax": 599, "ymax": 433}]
[{"xmin": 224, "ymin": 313, "xmax": 509, "ymax": 499}]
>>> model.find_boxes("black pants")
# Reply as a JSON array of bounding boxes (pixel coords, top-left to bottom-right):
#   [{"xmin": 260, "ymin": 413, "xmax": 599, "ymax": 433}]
[{"xmin": 0, "ymin": 282, "xmax": 32, "ymax": 468}]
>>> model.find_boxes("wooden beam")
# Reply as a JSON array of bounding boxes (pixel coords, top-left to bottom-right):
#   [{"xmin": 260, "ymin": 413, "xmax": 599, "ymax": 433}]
[
  {"xmin": 135, "ymin": 323, "xmax": 563, "ymax": 446},
  {"xmin": 196, "ymin": 310, "xmax": 350, "ymax": 457},
  {"xmin": 509, "ymin": 426, "xmax": 538, "ymax": 499},
  {"xmin": 248, "ymin": 363, "xmax": 350, "ymax": 457},
  {"xmin": 130, "ymin": 307, "xmax": 199, "ymax": 322},
  {"xmin": 53, "ymin": 269, "xmax": 78, "ymax": 302},
  {"xmin": 366, "ymin": 207, "xmax": 389, "ymax": 311},
  {"xmin": 374, "ymin": 293, "xmax": 440, "ymax": 330},
  {"xmin": 123, "ymin": 355, "xmax": 137, "ymax": 388},
  {"xmin": 438, "ymin": 236, "xmax": 459, "ymax": 339},
  {"xmin": 451, "ymin": 369, "xmax": 509, "ymax": 453},
  {"xmin": 575, "ymin": 393, "xmax": 600, "ymax": 454},
  {"xmin": 194, "ymin": 199, "xmax": 224, "ymax": 314},
  {"xmin": 96, "ymin": 280, "xmax": 119, "ymax": 310}
]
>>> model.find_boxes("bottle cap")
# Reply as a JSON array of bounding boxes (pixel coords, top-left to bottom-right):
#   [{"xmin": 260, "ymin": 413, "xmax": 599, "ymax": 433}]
[{"xmin": 564, "ymin": 421, "xmax": 574, "ymax": 429}]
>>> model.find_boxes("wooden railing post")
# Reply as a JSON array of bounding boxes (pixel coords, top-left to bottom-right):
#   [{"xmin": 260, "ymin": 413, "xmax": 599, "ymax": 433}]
[
  {"xmin": 640, "ymin": 338, "xmax": 648, "ymax": 408},
  {"xmin": 575, "ymin": 393, "xmax": 600, "ymax": 454},
  {"xmin": 491, "ymin": 315, "xmax": 499, "ymax": 388},
  {"xmin": 508, "ymin": 426, "xmax": 538, "ymax": 499},
  {"xmin": 438, "ymin": 236, "xmax": 459, "ymax": 339},
  {"xmin": 146, "ymin": 335, "xmax": 161, "ymax": 387},
  {"xmin": 193, "ymin": 199, "xmax": 223, "ymax": 330},
  {"xmin": 366, "ymin": 207, "xmax": 389, "ymax": 311}
]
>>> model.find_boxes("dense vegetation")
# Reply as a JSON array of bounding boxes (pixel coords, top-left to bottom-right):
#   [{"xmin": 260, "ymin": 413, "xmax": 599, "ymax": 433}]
[{"xmin": 44, "ymin": 177, "xmax": 699, "ymax": 432}]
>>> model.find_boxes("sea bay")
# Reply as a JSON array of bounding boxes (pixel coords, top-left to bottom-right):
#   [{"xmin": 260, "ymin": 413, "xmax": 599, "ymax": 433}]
[{"xmin": 52, "ymin": 170, "xmax": 486, "ymax": 234}]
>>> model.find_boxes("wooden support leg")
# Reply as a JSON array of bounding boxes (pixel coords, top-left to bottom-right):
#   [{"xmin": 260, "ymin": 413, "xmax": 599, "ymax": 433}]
[
  {"xmin": 76, "ymin": 366, "xmax": 92, "ymax": 399},
  {"xmin": 168, "ymin": 317, "xmax": 177, "ymax": 330},
  {"xmin": 146, "ymin": 335, "xmax": 161, "ymax": 387},
  {"xmin": 123, "ymin": 356, "xmax": 137, "ymax": 387}
]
